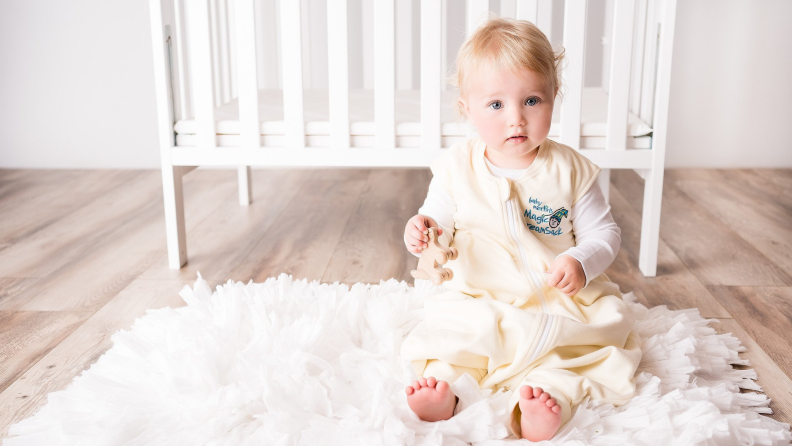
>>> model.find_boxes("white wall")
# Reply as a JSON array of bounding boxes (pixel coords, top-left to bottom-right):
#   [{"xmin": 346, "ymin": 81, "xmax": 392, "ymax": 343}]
[
  {"xmin": 1, "ymin": 0, "xmax": 790, "ymax": 169},
  {"xmin": 666, "ymin": 1, "xmax": 792, "ymax": 167},
  {"xmin": 0, "ymin": 0, "xmax": 161, "ymax": 169}
]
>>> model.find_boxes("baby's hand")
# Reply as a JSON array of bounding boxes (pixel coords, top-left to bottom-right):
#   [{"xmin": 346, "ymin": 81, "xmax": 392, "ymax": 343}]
[
  {"xmin": 404, "ymin": 214, "xmax": 443, "ymax": 254},
  {"xmin": 546, "ymin": 255, "xmax": 586, "ymax": 297}
]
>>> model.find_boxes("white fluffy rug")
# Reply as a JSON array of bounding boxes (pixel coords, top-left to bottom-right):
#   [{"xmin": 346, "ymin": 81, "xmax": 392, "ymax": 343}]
[{"xmin": 4, "ymin": 274, "xmax": 791, "ymax": 445}]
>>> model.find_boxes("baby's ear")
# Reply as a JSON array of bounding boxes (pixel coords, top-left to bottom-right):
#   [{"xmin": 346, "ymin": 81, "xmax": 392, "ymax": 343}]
[{"xmin": 457, "ymin": 98, "xmax": 469, "ymax": 116}]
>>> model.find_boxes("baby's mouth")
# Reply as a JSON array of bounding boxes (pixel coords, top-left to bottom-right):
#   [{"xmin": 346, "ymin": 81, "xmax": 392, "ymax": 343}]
[{"xmin": 507, "ymin": 136, "xmax": 527, "ymax": 143}]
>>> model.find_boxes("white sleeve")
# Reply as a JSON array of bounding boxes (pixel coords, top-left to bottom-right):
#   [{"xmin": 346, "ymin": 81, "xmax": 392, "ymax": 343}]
[
  {"xmin": 405, "ymin": 176, "xmax": 457, "ymax": 257},
  {"xmin": 556, "ymin": 181, "xmax": 621, "ymax": 287}
]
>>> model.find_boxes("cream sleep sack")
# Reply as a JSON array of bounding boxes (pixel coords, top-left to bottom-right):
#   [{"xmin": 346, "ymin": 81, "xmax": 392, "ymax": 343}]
[{"xmin": 400, "ymin": 136, "xmax": 642, "ymax": 437}]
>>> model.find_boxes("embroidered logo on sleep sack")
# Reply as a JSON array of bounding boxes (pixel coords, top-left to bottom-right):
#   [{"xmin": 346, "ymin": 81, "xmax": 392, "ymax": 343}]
[
  {"xmin": 545, "ymin": 208, "xmax": 569, "ymax": 228},
  {"xmin": 524, "ymin": 197, "xmax": 567, "ymax": 236}
]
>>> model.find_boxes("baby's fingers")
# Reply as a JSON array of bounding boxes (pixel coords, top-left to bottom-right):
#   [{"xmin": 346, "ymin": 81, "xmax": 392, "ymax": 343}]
[
  {"xmin": 410, "ymin": 217, "xmax": 429, "ymax": 234},
  {"xmin": 407, "ymin": 244, "xmax": 423, "ymax": 254},
  {"xmin": 404, "ymin": 218, "xmax": 426, "ymax": 239},
  {"xmin": 406, "ymin": 233, "xmax": 428, "ymax": 251},
  {"xmin": 561, "ymin": 284, "xmax": 578, "ymax": 297},
  {"xmin": 547, "ymin": 269, "xmax": 563, "ymax": 287},
  {"xmin": 408, "ymin": 226, "xmax": 429, "ymax": 243},
  {"xmin": 406, "ymin": 242, "xmax": 423, "ymax": 254}
]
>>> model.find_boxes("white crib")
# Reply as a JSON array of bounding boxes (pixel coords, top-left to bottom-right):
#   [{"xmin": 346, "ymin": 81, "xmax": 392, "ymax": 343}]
[{"xmin": 148, "ymin": 0, "xmax": 678, "ymax": 277}]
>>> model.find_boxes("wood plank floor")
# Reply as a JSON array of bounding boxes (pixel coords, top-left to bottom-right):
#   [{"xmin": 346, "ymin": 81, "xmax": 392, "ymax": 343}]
[{"xmin": 1, "ymin": 167, "xmax": 791, "ymax": 439}]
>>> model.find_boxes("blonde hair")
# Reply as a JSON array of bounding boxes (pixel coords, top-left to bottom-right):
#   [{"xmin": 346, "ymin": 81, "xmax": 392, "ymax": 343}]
[{"xmin": 447, "ymin": 14, "xmax": 565, "ymax": 122}]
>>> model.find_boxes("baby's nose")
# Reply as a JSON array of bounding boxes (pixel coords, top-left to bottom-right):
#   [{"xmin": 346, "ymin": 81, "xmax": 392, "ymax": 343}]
[{"xmin": 510, "ymin": 111, "xmax": 527, "ymax": 126}]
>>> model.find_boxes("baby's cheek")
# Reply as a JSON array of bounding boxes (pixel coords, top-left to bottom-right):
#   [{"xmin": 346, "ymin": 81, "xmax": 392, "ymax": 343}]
[{"xmin": 472, "ymin": 115, "xmax": 500, "ymax": 141}]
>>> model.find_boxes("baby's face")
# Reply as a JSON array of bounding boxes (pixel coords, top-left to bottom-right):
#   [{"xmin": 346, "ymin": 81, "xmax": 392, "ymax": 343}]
[{"xmin": 458, "ymin": 66, "xmax": 555, "ymax": 167}]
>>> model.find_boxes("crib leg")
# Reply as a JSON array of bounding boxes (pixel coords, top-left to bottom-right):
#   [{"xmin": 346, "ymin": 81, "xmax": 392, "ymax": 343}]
[
  {"xmin": 238, "ymin": 166, "xmax": 252, "ymax": 206},
  {"xmin": 597, "ymin": 168, "xmax": 611, "ymax": 204},
  {"xmin": 162, "ymin": 165, "xmax": 187, "ymax": 269},
  {"xmin": 638, "ymin": 167, "xmax": 665, "ymax": 277}
]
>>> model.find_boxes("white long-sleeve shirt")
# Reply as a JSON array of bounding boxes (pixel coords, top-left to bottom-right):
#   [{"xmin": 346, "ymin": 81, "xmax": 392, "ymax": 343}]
[{"xmin": 407, "ymin": 157, "xmax": 621, "ymax": 287}]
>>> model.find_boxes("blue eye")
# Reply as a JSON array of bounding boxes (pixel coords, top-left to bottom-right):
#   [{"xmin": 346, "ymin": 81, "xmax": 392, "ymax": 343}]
[
  {"xmin": 526, "ymin": 97, "xmax": 540, "ymax": 106},
  {"xmin": 489, "ymin": 101, "xmax": 503, "ymax": 110}
]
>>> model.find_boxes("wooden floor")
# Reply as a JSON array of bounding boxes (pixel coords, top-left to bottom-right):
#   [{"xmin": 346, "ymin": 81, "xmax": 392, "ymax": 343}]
[{"xmin": 0, "ymin": 167, "xmax": 791, "ymax": 438}]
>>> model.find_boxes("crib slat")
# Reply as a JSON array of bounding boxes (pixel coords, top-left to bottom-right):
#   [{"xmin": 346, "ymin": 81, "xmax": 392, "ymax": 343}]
[
  {"xmin": 559, "ymin": 0, "xmax": 586, "ymax": 149},
  {"xmin": 227, "ymin": 0, "xmax": 237, "ymax": 99},
  {"xmin": 500, "ymin": 0, "xmax": 516, "ymax": 19},
  {"xmin": 301, "ymin": 7, "xmax": 313, "ymax": 89},
  {"xmin": 217, "ymin": 0, "xmax": 231, "ymax": 104},
  {"xmin": 280, "ymin": 0, "xmax": 306, "ymax": 149},
  {"xmin": 254, "ymin": 0, "xmax": 265, "ymax": 89},
  {"xmin": 639, "ymin": 0, "xmax": 658, "ymax": 124},
  {"xmin": 629, "ymin": 0, "xmax": 648, "ymax": 116},
  {"xmin": 466, "ymin": 0, "xmax": 488, "ymax": 138},
  {"xmin": 396, "ymin": 0, "xmax": 413, "ymax": 90},
  {"xmin": 173, "ymin": 0, "xmax": 191, "ymax": 120},
  {"xmin": 467, "ymin": 0, "xmax": 489, "ymax": 34},
  {"xmin": 605, "ymin": 0, "xmax": 635, "ymax": 151},
  {"xmin": 327, "ymin": 0, "xmax": 350, "ymax": 149},
  {"xmin": 536, "ymin": 0, "xmax": 553, "ymax": 39},
  {"xmin": 421, "ymin": 0, "xmax": 442, "ymax": 150},
  {"xmin": 235, "ymin": 0, "xmax": 260, "ymax": 149},
  {"xmin": 256, "ymin": 0, "xmax": 278, "ymax": 90},
  {"xmin": 209, "ymin": 0, "xmax": 221, "ymax": 106},
  {"xmin": 516, "ymin": 0, "xmax": 538, "ymax": 23},
  {"xmin": 187, "ymin": 0, "xmax": 217, "ymax": 148},
  {"xmin": 362, "ymin": 0, "xmax": 373, "ymax": 90},
  {"xmin": 374, "ymin": 0, "xmax": 395, "ymax": 149}
]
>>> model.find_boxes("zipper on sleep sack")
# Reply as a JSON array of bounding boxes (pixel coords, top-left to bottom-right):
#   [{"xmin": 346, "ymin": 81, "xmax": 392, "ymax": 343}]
[
  {"xmin": 529, "ymin": 269, "xmax": 550, "ymax": 313},
  {"xmin": 503, "ymin": 198, "xmax": 549, "ymax": 312},
  {"xmin": 501, "ymin": 190, "xmax": 554, "ymax": 364},
  {"xmin": 528, "ymin": 313, "xmax": 555, "ymax": 364}
]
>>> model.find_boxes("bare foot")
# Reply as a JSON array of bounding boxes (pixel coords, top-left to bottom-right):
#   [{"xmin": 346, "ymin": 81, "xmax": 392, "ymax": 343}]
[
  {"xmin": 405, "ymin": 376, "xmax": 458, "ymax": 421},
  {"xmin": 518, "ymin": 385, "xmax": 562, "ymax": 441}
]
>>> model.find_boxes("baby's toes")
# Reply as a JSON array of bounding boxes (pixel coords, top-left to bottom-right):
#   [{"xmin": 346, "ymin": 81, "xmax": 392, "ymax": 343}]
[
  {"xmin": 546, "ymin": 397, "xmax": 556, "ymax": 408},
  {"xmin": 405, "ymin": 385, "xmax": 415, "ymax": 395},
  {"xmin": 539, "ymin": 392, "xmax": 550, "ymax": 403},
  {"xmin": 520, "ymin": 385, "xmax": 533, "ymax": 399},
  {"xmin": 551, "ymin": 404, "xmax": 562, "ymax": 414},
  {"xmin": 426, "ymin": 377, "xmax": 437, "ymax": 387},
  {"xmin": 532, "ymin": 387, "xmax": 544, "ymax": 398},
  {"xmin": 412, "ymin": 380, "xmax": 422, "ymax": 392},
  {"xmin": 419, "ymin": 377, "xmax": 428, "ymax": 387}
]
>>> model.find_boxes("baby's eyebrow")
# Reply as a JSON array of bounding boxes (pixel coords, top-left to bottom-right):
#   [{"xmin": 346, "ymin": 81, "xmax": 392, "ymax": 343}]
[{"xmin": 483, "ymin": 91, "xmax": 544, "ymax": 99}]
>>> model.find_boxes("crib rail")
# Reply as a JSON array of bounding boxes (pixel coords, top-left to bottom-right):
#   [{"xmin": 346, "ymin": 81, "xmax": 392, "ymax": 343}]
[{"xmin": 149, "ymin": 0, "xmax": 677, "ymax": 276}]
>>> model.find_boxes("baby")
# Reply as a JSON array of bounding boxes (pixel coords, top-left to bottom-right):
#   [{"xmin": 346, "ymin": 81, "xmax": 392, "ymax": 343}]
[{"xmin": 400, "ymin": 17, "xmax": 642, "ymax": 441}]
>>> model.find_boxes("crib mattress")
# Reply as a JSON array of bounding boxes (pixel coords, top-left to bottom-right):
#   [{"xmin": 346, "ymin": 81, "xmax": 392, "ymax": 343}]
[{"xmin": 174, "ymin": 87, "xmax": 652, "ymax": 148}]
